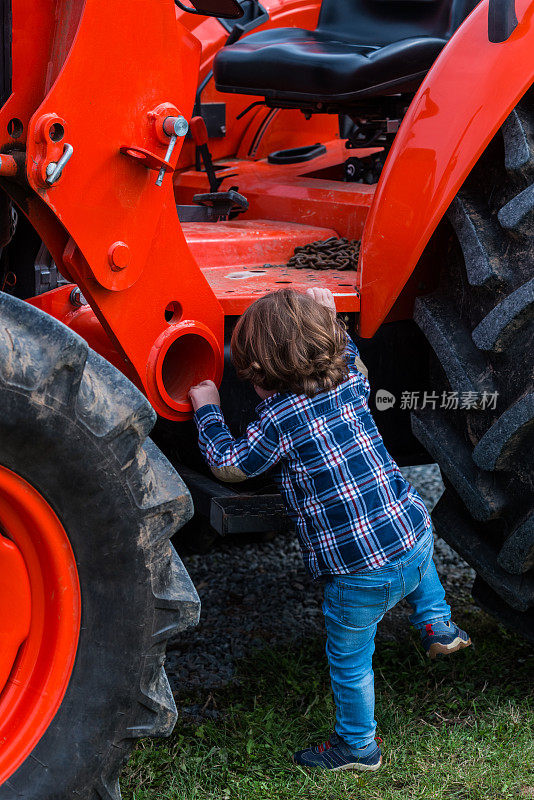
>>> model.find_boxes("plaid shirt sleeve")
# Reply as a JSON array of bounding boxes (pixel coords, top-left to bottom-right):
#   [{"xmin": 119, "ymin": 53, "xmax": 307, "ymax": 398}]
[{"xmin": 194, "ymin": 403, "xmax": 282, "ymax": 477}]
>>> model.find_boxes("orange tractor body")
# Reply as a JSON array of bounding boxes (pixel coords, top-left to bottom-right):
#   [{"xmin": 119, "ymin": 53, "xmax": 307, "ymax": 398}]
[
  {"xmin": 0, "ymin": 0, "xmax": 532, "ymax": 796},
  {"xmin": 2, "ymin": 0, "xmax": 529, "ymax": 418}
]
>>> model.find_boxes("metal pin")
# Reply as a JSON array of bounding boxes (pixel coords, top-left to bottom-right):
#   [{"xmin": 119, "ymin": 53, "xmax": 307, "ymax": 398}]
[{"xmin": 156, "ymin": 116, "xmax": 188, "ymax": 187}]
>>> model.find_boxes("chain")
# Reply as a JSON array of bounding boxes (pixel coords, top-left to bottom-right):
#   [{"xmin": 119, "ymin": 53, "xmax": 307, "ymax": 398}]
[{"xmin": 263, "ymin": 237, "xmax": 360, "ymax": 271}]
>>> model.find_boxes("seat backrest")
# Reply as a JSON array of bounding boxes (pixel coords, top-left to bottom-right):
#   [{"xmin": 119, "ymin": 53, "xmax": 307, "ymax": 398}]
[{"xmin": 317, "ymin": 0, "xmax": 479, "ymax": 46}]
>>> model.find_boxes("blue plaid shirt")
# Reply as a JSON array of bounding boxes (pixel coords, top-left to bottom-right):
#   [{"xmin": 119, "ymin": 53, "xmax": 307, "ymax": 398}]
[{"xmin": 194, "ymin": 335, "xmax": 431, "ymax": 579}]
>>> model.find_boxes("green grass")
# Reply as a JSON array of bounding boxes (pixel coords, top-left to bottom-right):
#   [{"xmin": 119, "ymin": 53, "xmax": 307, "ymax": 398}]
[{"xmin": 121, "ymin": 606, "xmax": 534, "ymax": 800}]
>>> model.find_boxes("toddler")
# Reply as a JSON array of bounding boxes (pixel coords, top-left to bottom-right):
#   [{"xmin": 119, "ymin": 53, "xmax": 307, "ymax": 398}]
[{"xmin": 189, "ymin": 287, "xmax": 471, "ymax": 772}]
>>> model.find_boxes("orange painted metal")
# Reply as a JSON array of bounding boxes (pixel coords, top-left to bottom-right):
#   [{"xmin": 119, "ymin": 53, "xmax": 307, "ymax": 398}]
[
  {"xmin": 28, "ymin": 286, "xmax": 133, "ymax": 376},
  {"xmin": 28, "ymin": 218, "xmax": 360, "ymax": 354},
  {"xmin": 0, "ymin": 0, "xmax": 225, "ymax": 421},
  {"xmin": 184, "ymin": 218, "xmax": 360, "ymax": 314},
  {"xmin": 175, "ymin": 139, "xmax": 377, "ymax": 241},
  {"xmin": 235, "ymin": 107, "xmax": 339, "ymax": 162},
  {"xmin": 358, "ymin": 0, "xmax": 534, "ymax": 337},
  {"xmin": 0, "ymin": 0, "xmax": 342, "ymax": 420},
  {"xmin": 31, "ymin": 137, "xmax": 369, "ymax": 359},
  {"xmin": 9, "ymin": 0, "xmax": 528, "ymax": 419},
  {"xmin": 0, "ymin": 467, "xmax": 81, "ymax": 785},
  {"xmin": 0, "ymin": 534, "xmax": 31, "ymax": 697},
  {"xmin": 203, "ymin": 264, "xmax": 360, "ymax": 315},
  {"xmin": 0, "ymin": 1, "xmax": 84, "ymax": 150},
  {"xmin": 185, "ymin": 218, "xmax": 338, "ymax": 267},
  {"xmin": 0, "ymin": 156, "xmax": 18, "ymax": 177},
  {"xmin": 31, "ymin": 266, "xmax": 359, "ymax": 347}
]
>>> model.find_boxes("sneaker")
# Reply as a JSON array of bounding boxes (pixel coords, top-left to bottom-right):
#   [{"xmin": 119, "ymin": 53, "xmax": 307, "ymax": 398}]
[
  {"xmin": 420, "ymin": 620, "xmax": 471, "ymax": 659},
  {"xmin": 293, "ymin": 732, "xmax": 382, "ymax": 772}
]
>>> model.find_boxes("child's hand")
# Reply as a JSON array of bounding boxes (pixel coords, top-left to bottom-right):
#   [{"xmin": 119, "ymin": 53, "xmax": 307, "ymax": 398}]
[
  {"xmin": 306, "ymin": 287, "xmax": 336, "ymax": 312},
  {"xmin": 188, "ymin": 380, "xmax": 221, "ymax": 412}
]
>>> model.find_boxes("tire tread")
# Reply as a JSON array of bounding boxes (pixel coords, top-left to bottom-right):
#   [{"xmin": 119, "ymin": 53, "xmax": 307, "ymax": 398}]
[{"xmin": 0, "ymin": 295, "xmax": 198, "ymax": 799}]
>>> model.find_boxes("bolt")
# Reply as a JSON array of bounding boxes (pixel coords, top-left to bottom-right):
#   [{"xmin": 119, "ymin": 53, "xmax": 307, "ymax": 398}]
[
  {"xmin": 70, "ymin": 287, "xmax": 85, "ymax": 307},
  {"xmin": 46, "ymin": 162, "xmax": 57, "ymax": 176},
  {"xmin": 156, "ymin": 116, "xmax": 189, "ymax": 187},
  {"xmin": 163, "ymin": 115, "xmax": 188, "ymax": 138},
  {"xmin": 108, "ymin": 241, "xmax": 130, "ymax": 271}
]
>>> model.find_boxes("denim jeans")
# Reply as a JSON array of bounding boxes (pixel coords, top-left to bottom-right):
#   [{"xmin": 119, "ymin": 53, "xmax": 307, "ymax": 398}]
[{"xmin": 322, "ymin": 527, "xmax": 450, "ymax": 750}]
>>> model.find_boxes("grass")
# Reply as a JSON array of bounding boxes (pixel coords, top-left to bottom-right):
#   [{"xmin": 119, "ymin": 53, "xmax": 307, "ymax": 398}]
[{"xmin": 121, "ymin": 605, "xmax": 534, "ymax": 800}]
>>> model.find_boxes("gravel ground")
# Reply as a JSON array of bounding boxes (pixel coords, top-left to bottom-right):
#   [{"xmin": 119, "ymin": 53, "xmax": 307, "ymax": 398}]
[{"xmin": 167, "ymin": 464, "xmax": 475, "ymax": 696}]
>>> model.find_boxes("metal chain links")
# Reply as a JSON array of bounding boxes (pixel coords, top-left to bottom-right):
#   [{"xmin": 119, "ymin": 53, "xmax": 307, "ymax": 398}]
[{"xmin": 264, "ymin": 237, "xmax": 360, "ymax": 271}]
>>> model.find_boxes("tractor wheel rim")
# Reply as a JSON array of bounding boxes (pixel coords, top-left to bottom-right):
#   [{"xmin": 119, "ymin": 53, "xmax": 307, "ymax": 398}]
[{"xmin": 0, "ymin": 466, "xmax": 81, "ymax": 784}]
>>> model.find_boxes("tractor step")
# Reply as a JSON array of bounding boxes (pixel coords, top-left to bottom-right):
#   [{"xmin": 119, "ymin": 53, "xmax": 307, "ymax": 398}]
[
  {"xmin": 178, "ymin": 465, "xmax": 291, "ymax": 535},
  {"xmin": 184, "ymin": 219, "xmax": 360, "ymax": 314}
]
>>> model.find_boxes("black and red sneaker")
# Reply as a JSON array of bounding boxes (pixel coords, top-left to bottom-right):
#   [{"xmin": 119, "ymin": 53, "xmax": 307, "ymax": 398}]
[{"xmin": 293, "ymin": 733, "xmax": 382, "ymax": 772}]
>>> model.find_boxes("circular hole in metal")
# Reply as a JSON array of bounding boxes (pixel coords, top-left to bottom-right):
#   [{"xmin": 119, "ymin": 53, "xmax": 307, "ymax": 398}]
[
  {"xmin": 7, "ymin": 118, "xmax": 23, "ymax": 139},
  {"xmin": 49, "ymin": 123, "xmax": 64, "ymax": 142},
  {"xmin": 161, "ymin": 333, "xmax": 216, "ymax": 405},
  {"xmin": 164, "ymin": 301, "xmax": 183, "ymax": 324}
]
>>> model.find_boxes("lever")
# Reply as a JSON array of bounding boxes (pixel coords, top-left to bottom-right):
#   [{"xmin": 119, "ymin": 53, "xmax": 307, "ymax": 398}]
[
  {"xmin": 46, "ymin": 143, "xmax": 74, "ymax": 185},
  {"xmin": 189, "ymin": 116, "xmax": 221, "ymax": 193},
  {"xmin": 156, "ymin": 115, "xmax": 188, "ymax": 187}
]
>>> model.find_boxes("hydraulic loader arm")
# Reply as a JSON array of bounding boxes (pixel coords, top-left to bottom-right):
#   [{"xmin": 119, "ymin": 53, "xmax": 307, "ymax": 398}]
[
  {"xmin": 0, "ymin": 0, "xmax": 224, "ymax": 420},
  {"xmin": 358, "ymin": 0, "xmax": 534, "ymax": 337}
]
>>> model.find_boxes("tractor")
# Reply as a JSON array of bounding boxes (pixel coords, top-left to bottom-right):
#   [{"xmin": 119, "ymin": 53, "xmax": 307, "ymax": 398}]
[{"xmin": 0, "ymin": 0, "xmax": 532, "ymax": 797}]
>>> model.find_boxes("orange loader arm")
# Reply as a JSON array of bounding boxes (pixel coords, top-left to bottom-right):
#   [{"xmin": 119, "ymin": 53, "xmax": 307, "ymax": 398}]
[{"xmin": 0, "ymin": 0, "xmax": 224, "ymax": 421}]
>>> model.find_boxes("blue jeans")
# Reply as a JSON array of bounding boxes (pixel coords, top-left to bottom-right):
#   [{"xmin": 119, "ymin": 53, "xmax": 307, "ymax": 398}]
[{"xmin": 322, "ymin": 527, "xmax": 450, "ymax": 750}]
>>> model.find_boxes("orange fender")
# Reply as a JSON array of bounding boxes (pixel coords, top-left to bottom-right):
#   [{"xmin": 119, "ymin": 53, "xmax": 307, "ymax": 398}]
[{"xmin": 358, "ymin": 0, "xmax": 534, "ymax": 338}]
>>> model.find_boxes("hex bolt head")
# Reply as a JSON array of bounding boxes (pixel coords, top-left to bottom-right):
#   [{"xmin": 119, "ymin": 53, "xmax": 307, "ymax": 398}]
[{"xmin": 108, "ymin": 241, "xmax": 130, "ymax": 271}]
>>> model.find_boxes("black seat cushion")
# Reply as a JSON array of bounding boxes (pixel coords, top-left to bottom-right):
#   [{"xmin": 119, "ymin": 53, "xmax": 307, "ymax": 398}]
[
  {"xmin": 214, "ymin": 27, "xmax": 447, "ymax": 102},
  {"xmin": 213, "ymin": 0, "xmax": 476, "ymax": 104}
]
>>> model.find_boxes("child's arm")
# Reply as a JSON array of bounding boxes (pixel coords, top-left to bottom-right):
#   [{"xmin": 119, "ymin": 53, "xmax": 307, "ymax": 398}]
[
  {"xmin": 305, "ymin": 288, "xmax": 368, "ymax": 379},
  {"xmin": 189, "ymin": 380, "xmax": 282, "ymax": 483}
]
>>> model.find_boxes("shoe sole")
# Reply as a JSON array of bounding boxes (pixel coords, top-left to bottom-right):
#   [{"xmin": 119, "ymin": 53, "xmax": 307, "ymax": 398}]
[
  {"xmin": 332, "ymin": 756, "xmax": 383, "ymax": 772},
  {"xmin": 427, "ymin": 636, "xmax": 472, "ymax": 660},
  {"xmin": 294, "ymin": 756, "xmax": 382, "ymax": 773}
]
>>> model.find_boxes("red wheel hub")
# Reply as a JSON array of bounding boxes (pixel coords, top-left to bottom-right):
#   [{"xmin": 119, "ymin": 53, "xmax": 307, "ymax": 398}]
[{"xmin": 0, "ymin": 467, "xmax": 81, "ymax": 784}]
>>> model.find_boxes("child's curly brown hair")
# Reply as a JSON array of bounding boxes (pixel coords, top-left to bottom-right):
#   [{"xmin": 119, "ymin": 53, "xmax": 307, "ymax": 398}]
[{"xmin": 230, "ymin": 289, "xmax": 349, "ymax": 397}]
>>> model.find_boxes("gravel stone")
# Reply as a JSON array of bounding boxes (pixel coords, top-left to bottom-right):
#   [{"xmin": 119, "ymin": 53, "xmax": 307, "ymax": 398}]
[{"xmin": 167, "ymin": 464, "xmax": 475, "ymax": 693}]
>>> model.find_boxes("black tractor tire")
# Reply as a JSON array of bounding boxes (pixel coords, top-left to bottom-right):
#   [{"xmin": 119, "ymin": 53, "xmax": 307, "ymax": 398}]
[
  {"xmin": 411, "ymin": 90, "xmax": 534, "ymax": 639},
  {"xmin": 0, "ymin": 294, "xmax": 199, "ymax": 799}
]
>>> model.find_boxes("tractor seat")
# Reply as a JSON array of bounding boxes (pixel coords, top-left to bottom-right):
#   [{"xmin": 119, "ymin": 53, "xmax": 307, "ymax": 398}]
[{"xmin": 214, "ymin": 0, "xmax": 475, "ymax": 105}]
